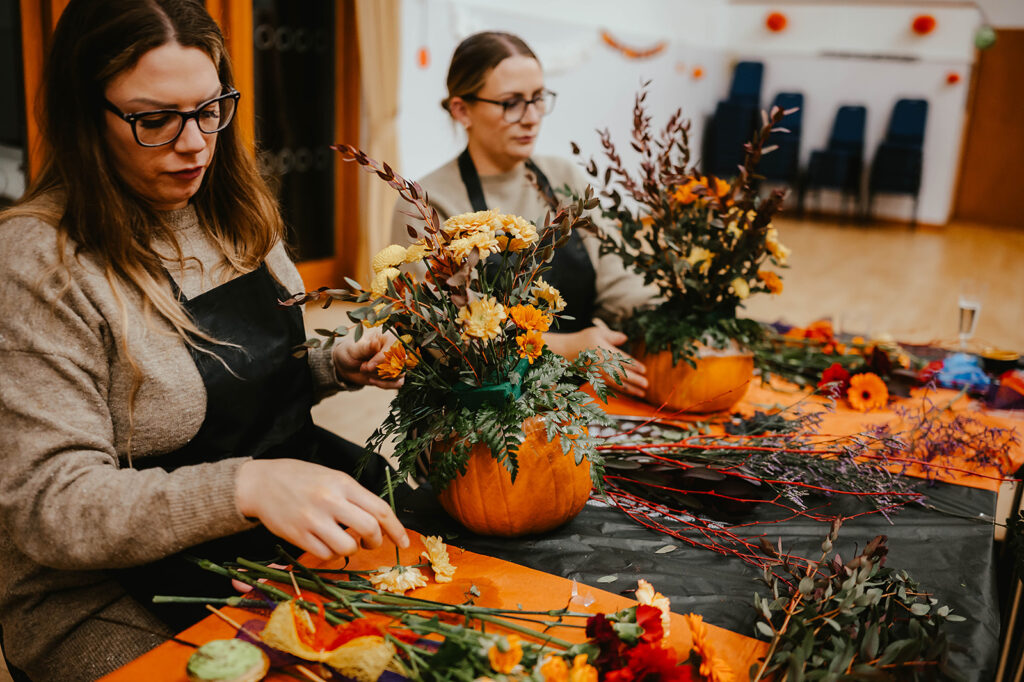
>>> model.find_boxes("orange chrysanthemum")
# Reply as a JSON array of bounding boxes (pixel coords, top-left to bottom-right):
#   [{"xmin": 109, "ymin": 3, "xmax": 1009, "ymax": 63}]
[
  {"xmin": 516, "ymin": 330, "xmax": 545, "ymax": 364},
  {"xmin": 509, "ymin": 304, "xmax": 552, "ymax": 332},
  {"xmin": 672, "ymin": 180, "xmax": 700, "ymax": 205},
  {"xmin": 757, "ymin": 269, "xmax": 783, "ymax": 294},
  {"xmin": 540, "ymin": 655, "xmax": 569, "ymax": 682},
  {"xmin": 487, "ymin": 634, "xmax": 523, "ymax": 673},
  {"xmin": 847, "ymin": 373, "xmax": 888, "ymax": 412},
  {"xmin": 683, "ymin": 613, "xmax": 734, "ymax": 682},
  {"xmin": 568, "ymin": 654, "xmax": 598, "ymax": 682},
  {"xmin": 376, "ymin": 342, "xmax": 419, "ymax": 379}
]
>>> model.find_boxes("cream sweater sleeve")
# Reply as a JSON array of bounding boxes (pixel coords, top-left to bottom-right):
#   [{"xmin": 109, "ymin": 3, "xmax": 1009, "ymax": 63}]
[{"xmin": 0, "ymin": 216, "xmax": 255, "ymax": 570}]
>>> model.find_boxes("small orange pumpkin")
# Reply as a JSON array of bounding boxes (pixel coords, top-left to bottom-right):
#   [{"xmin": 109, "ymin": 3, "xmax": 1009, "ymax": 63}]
[
  {"xmin": 636, "ymin": 343, "xmax": 753, "ymax": 413},
  {"xmin": 436, "ymin": 415, "xmax": 591, "ymax": 537}
]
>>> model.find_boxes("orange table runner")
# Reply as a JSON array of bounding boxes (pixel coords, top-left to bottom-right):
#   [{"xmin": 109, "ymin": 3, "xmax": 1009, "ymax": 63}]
[
  {"xmin": 593, "ymin": 381, "xmax": 1024, "ymax": 492},
  {"xmin": 100, "ymin": 530, "xmax": 767, "ymax": 681}
]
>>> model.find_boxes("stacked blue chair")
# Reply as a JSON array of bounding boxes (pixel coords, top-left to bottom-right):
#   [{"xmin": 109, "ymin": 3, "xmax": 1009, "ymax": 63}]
[
  {"xmin": 801, "ymin": 105, "xmax": 867, "ymax": 218},
  {"xmin": 868, "ymin": 98, "xmax": 928, "ymax": 224},
  {"xmin": 702, "ymin": 61, "xmax": 763, "ymax": 179},
  {"xmin": 757, "ymin": 92, "xmax": 803, "ymax": 188}
]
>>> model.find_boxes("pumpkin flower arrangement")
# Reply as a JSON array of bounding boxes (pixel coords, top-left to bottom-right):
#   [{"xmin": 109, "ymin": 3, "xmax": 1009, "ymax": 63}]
[
  {"xmin": 571, "ymin": 87, "xmax": 792, "ymax": 370},
  {"xmin": 283, "ymin": 146, "xmax": 623, "ymax": 526}
]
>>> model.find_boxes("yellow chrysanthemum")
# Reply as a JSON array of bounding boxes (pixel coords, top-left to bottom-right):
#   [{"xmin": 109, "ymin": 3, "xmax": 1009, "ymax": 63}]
[
  {"xmin": 516, "ymin": 330, "xmax": 545, "ymax": 364},
  {"xmin": 421, "ymin": 535, "xmax": 456, "ymax": 583},
  {"xmin": 685, "ymin": 246, "xmax": 712, "ymax": 274},
  {"xmin": 443, "ymin": 209, "xmax": 499, "ymax": 238},
  {"xmin": 539, "ymin": 655, "xmax": 569, "ymax": 682},
  {"xmin": 368, "ymin": 565, "xmax": 428, "ymax": 595},
  {"xmin": 371, "ymin": 244, "xmax": 407, "ymax": 275},
  {"xmin": 765, "ymin": 226, "xmax": 791, "ymax": 265},
  {"xmin": 404, "ymin": 243, "xmax": 430, "ymax": 264},
  {"xmin": 684, "ymin": 613, "xmax": 734, "ymax": 682},
  {"xmin": 370, "ymin": 267, "xmax": 401, "ymax": 297},
  {"xmin": 487, "ymin": 635, "xmax": 523, "ymax": 674},
  {"xmin": 448, "ymin": 230, "xmax": 500, "ymax": 261},
  {"xmin": 731, "ymin": 277, "xmax": 750, "ymax": 300},
  {"xmin": 567, "ymin": 654, "xmax": 597, "ymax": 682},
  {"xmin": 509, "ymin": 304, "xmax": 552, "ymax": 332},
  {"xmin": 497, "ymin": 213, "xmax": 539, "ymax": 250},
  {"xmin": 530, "ymin": 278, "xmax": 566, "ymax": 313},
  {"xmin": 635, "ymin": 579, "xmax": 671, "ymax": 637},
  {"xmin": 457, "ymin": 296, "xmax": 507, "ymax": 341}
]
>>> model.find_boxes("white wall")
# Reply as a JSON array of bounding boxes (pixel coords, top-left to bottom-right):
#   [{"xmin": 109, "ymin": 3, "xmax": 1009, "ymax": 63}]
[{"xmin": 396, "ymin": 0, "xmax": 985, "ymax": 224}]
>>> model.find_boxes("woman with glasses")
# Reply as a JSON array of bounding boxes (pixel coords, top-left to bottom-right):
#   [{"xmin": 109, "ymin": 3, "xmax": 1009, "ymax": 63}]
[
  {"xmin": 0, "ymin": 1, "xmax": 407, "ymax": 679},
  {"xmin": 391, "ymin": 32, "xmax": 655, "ymax": 397}
]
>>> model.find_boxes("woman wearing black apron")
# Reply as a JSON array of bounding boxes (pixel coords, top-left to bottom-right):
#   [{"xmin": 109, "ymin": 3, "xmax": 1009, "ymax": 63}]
[
  {"xmin": 0, "ymin": 1, "xmax": 406, "ymax": 680},
  {"xmin": 390, "ymin": 32, "xmax": 656, "ymax": 397}
]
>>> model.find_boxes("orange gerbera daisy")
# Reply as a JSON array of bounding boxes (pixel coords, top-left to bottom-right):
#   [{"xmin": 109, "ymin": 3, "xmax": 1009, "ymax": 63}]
[
  {"xmin": 487, "ymin": 634, "xmax": 523, "ymax": 673},
  {"xmin": 683, "ymin": 613, "xmax": 734, "ymax": 682},
  {"xmin": 509, "ymin": 304, "xmax": 552, "ymax": 332},
  {"xmin": 757, "ymin": 269, "xmax": 783, "ymax": 294},
  {"xmin": 516, "ymin": 330, "xmax": 545, "ymax": 364},
  {"xmin": 376, "ymin": 341, "xmax": 419, "ymax": 379},
  {"xmin": 847, "ymin": 372, "xmax": 888, "ymax": 412}
]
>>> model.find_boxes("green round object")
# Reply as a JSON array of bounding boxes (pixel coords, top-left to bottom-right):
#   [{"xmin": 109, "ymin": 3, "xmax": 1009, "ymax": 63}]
[
  {"xmin": 186, "ymin": 639, "xmax": 265, "ymax": 681},
  {"xmin": 974, "ymin": 25, "xmax": 997, "ymax": 50}
]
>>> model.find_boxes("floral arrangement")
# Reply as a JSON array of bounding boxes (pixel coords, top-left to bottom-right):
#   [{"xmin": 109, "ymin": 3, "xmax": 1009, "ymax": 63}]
[
  {"xmin": 570, "ymin": 85, "xmax": 791, "ymax": 365},
  {"xmin": 282, "ymin": 147, "xmax": 623, "ymax": 493},
  {"xmin": 163, "ymin": 547, "xmax": 733, "ymax": 682}
]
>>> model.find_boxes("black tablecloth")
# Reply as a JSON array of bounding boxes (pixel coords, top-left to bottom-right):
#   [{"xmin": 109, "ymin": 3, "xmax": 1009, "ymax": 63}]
[{"xmin": 397, "ymin": 481, "xmax": 999, "ymax": 680}]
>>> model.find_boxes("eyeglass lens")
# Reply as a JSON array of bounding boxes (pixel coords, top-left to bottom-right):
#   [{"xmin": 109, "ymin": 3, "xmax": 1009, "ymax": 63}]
[
  {"xmin": 503, "ymin": 91, "xmax": 556, "ymax": 123},
  {"xmin": 134, "ymin": 95, "xmax": 237, "ymax": 146}
]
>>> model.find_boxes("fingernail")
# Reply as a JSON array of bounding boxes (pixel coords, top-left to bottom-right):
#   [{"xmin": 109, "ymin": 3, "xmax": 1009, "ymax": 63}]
[{"xmin": 400, "ymin": 534, "xmax": 411, "ymax": 548}]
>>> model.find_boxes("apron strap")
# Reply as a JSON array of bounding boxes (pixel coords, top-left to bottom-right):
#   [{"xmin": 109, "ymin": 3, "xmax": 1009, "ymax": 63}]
[{"xmin": 457, "ymin": 148, "xmax": 558, "ymax": 212}]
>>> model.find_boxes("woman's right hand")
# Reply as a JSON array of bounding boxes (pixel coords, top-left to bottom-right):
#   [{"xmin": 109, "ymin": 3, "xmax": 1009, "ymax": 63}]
[
  {"xmin": 234, "ymin": 459, "xmax": 409, "ymax": 561},
  {"xmin": 543, "ymin": 321, "xmax": 649, "ymax": 398}
]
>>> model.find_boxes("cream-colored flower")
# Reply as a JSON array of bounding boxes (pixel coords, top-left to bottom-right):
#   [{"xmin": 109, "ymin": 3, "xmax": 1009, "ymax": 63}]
[
  {"xmin": 635, "ymin": 579, "xmax": 671, "ymax": 637},
  {"xmin": 404, "ymin": 242, "xmax": 429, "ymax": 264},
  {"xmin": 368, "ymin": 565, "xmax": 428, "ymax": 594},
  {"xmin": 448, "ymin": 230, "xmax": 500, "ymax": 261},
  {"xmin": 765, "ymin": 226, "xmax": 791, "ymax": 265},
  {"xmin": 498, "ymin": 213, "xmax": 539, "ymax": 250},
  {"xmin": 731, "ymin": 277, "xmax": 750, "ymax": 300},
  {"xmin": 530, "ymin": 278, "xmax": 567, "ymax": 313},
  {"xmin": 443, "ymin": 209, "xmax": 499, "ymax": 238},
  {"xmin": 421, "ymin": 535, "xmax": 457, "ymax": 583},
  {"xmin": 372, "ymin": 244, "xmax": 407, "ymax": 275},
  {"xmin": 685, "ymin": 246, "xmax": 713, "ymax": 274},
  {"xmin": 457, "ymin": 296, "xmax": 507, "ymax": 341},
  {"xmin": 370, "ymin": 267, "xmax": 401, "ymax": 297}
]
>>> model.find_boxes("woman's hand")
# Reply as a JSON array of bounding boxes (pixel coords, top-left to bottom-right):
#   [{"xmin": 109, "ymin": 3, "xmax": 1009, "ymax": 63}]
[
  {"xmin": 235, "ymin": 459, "xmax": 410, "ymax": 561},
  {"xmin": 332, "ymin": 327, "xmax": 402, "ymax": 389},
  {"xmin": 543, "ymin": 320, "xmax": 648, "ymax": 398}
]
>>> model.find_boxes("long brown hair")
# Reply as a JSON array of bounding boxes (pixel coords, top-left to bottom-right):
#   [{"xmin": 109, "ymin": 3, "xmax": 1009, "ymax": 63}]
[
  {"xmin": 2, "ymin": 0, "xmax": 284, "ymax": 451},
  {"xmin": 441, "ymin": 31, "xmax": 538, "ymax": 114}
]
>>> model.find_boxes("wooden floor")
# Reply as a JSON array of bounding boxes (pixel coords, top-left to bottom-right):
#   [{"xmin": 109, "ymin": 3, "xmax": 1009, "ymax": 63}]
[{"xmin": 2, "ymin": 215, "xmax": 1020, "ymax": 682}]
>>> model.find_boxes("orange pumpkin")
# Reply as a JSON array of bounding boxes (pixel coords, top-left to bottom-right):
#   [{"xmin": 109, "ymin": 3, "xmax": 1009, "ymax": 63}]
[
  {"xmin": 436, "ymin": 415, "xmax": 591, "ymax": 537},
  {"xmin": 636, "ymin": 343, "xmax": 753, "ymax": 413}
]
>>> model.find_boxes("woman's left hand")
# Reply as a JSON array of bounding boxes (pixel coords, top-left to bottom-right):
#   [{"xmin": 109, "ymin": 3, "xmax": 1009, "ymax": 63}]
[{"xmin": 332, "ymin": 327, "xmax": 403, "ymax": 389}]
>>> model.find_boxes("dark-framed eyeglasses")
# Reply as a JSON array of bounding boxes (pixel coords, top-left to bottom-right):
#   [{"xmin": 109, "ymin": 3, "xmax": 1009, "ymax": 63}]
[
  {"xmin": 103, "ymin": 88, "xmax": 241, "ymax": 147},
  {"xmin": 462, "ymin": 89, "xmax": 557, "ymax": 124}
]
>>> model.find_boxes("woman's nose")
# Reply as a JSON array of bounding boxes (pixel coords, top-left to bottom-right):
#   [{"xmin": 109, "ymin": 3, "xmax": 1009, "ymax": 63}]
[{"xmin": 174, "ymin": 118, "xmax": 207, "ymax": 153}]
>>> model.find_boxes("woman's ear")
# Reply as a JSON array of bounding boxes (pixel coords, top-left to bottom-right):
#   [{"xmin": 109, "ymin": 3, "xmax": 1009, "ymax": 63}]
[{"xmin": 449, "ymin": 97, "xmax": 472, "ymax": 130}]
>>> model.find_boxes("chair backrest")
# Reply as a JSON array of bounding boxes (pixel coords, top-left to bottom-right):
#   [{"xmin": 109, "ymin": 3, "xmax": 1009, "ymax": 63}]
[
  {"xmin": 886, "ymin": 98, "xmax": 928, "ymax": 146},
  {"xmin": 770, "ymin": 92, "xmax": 803, "ymax": 134},
  {"xmin": 729, "ymin": 60, "xmax": 763, "ymax": 107},
  {"xmin": 828, "ymin": 105, "xmax": 867, "ymax": 155}
]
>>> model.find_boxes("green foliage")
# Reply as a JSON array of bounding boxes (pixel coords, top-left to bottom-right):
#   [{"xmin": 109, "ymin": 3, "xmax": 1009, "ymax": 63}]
[
  {"xmin": 752, "ymin": 525, "xmax": 966, "ymax": 681},
  {"xmin": 623, "ymin": 303, "xmax": 766, "ymax": 367}
]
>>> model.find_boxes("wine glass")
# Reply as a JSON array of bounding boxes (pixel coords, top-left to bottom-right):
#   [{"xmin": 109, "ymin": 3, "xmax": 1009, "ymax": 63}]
[{"xmin": 957, "ymin": 278, "xmax": 986, "ymax": 350}]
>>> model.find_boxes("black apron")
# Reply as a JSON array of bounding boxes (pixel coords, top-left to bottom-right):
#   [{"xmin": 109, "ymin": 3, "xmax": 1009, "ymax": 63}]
[
  {"xmin": 116, "ymin": 263, "xmax": 383, "ymax": 631},
  {"xmin": 457, "ymin": 149, "xmax": 596, "ymax": 333}
]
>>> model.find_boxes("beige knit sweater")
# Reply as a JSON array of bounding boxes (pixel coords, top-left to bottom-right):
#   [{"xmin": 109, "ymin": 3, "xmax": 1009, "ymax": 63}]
[
  {"xmin": 389, "ymin": 154, "xmax": 656, "ymax": 325},
  {"xmin": 0, "ymin": 202, "xmax": 346, "ymax": 680}
]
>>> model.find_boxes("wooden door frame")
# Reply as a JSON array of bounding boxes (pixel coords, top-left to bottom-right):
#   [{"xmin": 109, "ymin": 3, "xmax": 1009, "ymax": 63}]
[{"xmin": 18, "ymin": 0, "xmax": 360, "ymax": 287}]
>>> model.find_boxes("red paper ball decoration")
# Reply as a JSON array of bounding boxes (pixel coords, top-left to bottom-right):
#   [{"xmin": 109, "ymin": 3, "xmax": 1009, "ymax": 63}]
[
  {"xmin": 766, "ymin": 12, "xmax": 787, "ymax": 32},
  {"xmin": 912, "ymin": 14, "xmax": 936, "ymax": 35},
  {"xmin": 946, "ymin": 71, "xmax": 961, "ymax": 85}
]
